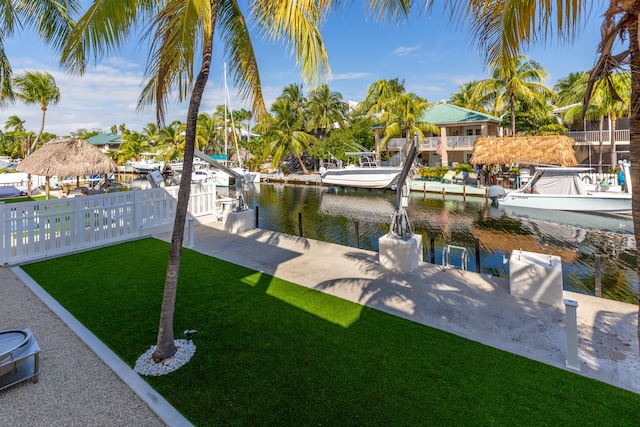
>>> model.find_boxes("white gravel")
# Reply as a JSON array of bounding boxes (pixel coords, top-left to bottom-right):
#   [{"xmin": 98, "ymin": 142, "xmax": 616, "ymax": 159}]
[{"xmin": 134, "ymin": 340, "xmax": 196, "ymax": 376}]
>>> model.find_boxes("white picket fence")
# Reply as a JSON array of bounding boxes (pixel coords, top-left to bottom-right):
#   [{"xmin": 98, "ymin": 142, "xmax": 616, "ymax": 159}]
[{"xmin": 0, "ymin": 183, "xmax": 217, "ymax": 265}]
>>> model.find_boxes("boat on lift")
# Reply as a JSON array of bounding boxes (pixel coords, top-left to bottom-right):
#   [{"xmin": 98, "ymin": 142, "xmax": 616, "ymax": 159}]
[
  {"xmin": 320, "ymin": 152, "xmax": 403, "ymax": 189},
  {"xmin": 495, "ymin": 164, "xmax": 631, "ymax": 214}
]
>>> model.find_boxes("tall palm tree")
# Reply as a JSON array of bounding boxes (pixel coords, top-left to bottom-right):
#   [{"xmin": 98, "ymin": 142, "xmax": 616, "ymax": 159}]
[
  {"xmin": 262, "ymin": 96, "xmax": 318, "ymax": 174},
  {"xmin": 305, "ymin": 83, "xmax": 348, "ymax": 139},
  {"xmin": 432, "ymin": 0, "xmax": 640, "ymax": 347},
  {"xmin": 358, "ymin": 77, "xmax": 406, "ymax": 117},
  {"xmin": 379, "ymin": 92, "xmax": 436, "ymax": 151},
  {"xmin": 60, "ymin": 0, "xmax": 346, "ymax": 362},
  {"xmin": 0, "ymin": 1, "xmax": 79, "ymax": 103},
  {"xmin": 12, "ymin": 71, "xmax": 60, "ymax": 153},
  {"xmin": 473, "ymin": 55, "xmax": 555, "ymax": 136}
]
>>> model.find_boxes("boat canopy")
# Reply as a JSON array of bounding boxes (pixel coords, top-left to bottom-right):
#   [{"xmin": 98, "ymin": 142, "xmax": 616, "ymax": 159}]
[{"xmin": 533, "ymin": 168, "xmax": 589, "ymax": 195}]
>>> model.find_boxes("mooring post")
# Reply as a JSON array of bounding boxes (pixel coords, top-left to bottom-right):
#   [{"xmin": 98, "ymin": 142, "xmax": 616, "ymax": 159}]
[
  {"xmin": 563, "ymin": 299, "xmax": 581, "ymax": 371},
  {"xmin": 354, "ymin": 220, "xmax": 360, "ymax": 249},
  {"xmin": 255, "ymin": 206, "xmax": 259, "ymax": 228},
  {"xmin": 485, "ymin": 186, "xmax": 489, "ymax": 204},
  {"xmin": 463, "ymin": 183, "xmax": 467, "ymax": 202},
  {"xmin": 475, "ymin": 237, "xmax": 481, "ymax": 273},
  {"xmin": 595, "ymin": 254, "xmax": 601, "ymax": 297},
  {"xmin": 298, "ymin": 212, "xmax": 303, "ymax": 237},
  {"xmin": 430, "ymin": 231, "xmax": 435, "ymax": 264}
]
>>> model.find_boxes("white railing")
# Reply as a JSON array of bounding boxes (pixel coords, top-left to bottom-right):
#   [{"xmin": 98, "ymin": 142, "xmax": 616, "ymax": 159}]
[
  {"xmin": 566, "ymin": 130, "xmax": 630, "ymax": 143},
  {"xmin": 0, "ymin": 183, "xmax": 217, "ymax": 265}
]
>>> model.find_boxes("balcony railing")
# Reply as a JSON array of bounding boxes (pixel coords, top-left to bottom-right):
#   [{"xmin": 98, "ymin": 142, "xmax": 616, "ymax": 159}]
[{"xmin": 566, "ymin": 130, "xmax": 630, "ymax": 143}]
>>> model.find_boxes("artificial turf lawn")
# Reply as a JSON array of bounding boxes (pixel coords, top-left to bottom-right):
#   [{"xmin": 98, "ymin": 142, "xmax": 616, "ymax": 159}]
[{"xmin": 22, "ymin": 238, "xmax": 640, "ymax": 426}]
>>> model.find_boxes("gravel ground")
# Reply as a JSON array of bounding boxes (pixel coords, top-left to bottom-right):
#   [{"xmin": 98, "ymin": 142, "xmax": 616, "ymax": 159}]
[{"xmin": 0, "ymin": 266, "xmax": 167, "ymax": 427}]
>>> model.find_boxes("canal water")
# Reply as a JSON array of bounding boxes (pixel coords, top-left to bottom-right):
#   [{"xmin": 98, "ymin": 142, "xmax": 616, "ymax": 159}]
[{"xmin": 242, "ymin": 182, "xmax": 638, "ymax": 305}]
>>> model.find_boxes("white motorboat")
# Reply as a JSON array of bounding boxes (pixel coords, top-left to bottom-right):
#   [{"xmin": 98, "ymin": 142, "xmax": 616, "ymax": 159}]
[
  {"xmin": 129, "ymin": 160, "xmax": 163, "ymax": 173},
  {"xmin": 496, "ymin": 165, "xmax": 631, "ymax": 214},
  {"xmin": 320, "ymin": 153, "xmax": 403, "ymax": 189}
]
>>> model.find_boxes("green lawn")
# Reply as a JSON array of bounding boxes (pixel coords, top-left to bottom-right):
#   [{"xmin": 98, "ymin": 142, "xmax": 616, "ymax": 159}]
[{"xmin": 22, "ymin": 238, "xmax": 640, "ymax": 426}]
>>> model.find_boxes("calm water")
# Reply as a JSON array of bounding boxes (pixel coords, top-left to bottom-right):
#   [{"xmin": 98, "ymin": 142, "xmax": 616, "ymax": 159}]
[{"xmin": 243, "ymin": 182, "xmax": 638, "ymax": 305}]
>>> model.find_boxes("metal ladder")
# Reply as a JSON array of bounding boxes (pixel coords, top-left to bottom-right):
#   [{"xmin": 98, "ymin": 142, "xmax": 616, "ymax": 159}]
[{"xmin": 441, "ymin": 245, "xmax": 468, "ymax": 274}]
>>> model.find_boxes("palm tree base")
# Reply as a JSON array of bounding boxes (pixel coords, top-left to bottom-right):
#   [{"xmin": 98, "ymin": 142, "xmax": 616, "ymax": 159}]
[{"xmin": 134, "ymin": 339, "xmax": 196, "ymax": 376}]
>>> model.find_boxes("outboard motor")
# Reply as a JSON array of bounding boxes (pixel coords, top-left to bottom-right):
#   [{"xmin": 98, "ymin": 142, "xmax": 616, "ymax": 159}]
[{"xmin": 488, "ymin": 185, "xmax": 506, "ymax": 206}]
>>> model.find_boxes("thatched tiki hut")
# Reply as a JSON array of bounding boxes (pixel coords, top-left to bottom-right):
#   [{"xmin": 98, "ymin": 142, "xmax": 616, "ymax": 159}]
[
  {"xmin": 469, "ymin": 135, "xmax": 578, "ymax": 167},
  {"xmin": 16, "ymin": 137, "xmax": 118, "ymax": 199}
]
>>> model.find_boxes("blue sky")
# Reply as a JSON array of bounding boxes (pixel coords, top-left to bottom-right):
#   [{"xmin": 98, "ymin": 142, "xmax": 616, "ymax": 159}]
[{"xmin": 1, "ymin": 2, "xmax": 608, "ymax": 136}]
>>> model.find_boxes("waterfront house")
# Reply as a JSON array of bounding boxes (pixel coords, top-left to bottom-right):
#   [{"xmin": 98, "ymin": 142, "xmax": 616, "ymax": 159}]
[
  {"xmin": 86, "ymin": 133, "xmax": 123, "ymax": 153},
  {"xmin": 380, "ymin": 103, "xmax": 502, "ymax": 167}
]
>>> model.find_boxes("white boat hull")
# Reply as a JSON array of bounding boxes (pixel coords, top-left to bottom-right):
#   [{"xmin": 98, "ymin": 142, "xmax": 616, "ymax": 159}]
[
  {"xmin": 499, "ymin": 192, "xmax": 632, "ymax": 214},
  {"xmin": 321, "ymin": 167, "xmax": 403, "ymax": 189}
]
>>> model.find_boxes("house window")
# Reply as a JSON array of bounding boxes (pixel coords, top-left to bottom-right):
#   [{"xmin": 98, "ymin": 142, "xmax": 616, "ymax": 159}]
[{"xmin": 467, "ymin": 130, "xmax": 473, "ymax": 136}]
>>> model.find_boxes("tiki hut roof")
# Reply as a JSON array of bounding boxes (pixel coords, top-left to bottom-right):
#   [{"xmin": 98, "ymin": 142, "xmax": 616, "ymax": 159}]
[
  {"xmin": 16, "ymin": 137, "xmax": 118, "ymax": 176},
  {"xmin": 469, "ymin": 135, "xmax": 577, "ymax": 167}
]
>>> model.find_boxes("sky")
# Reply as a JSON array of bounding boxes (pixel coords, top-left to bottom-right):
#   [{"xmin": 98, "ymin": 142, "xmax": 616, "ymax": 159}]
[{"xmin": 1, "ymin": 2, "xmax": 609, "ymax": 136}]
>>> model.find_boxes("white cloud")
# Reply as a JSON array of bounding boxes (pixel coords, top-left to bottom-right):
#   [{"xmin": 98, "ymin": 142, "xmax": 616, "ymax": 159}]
[
  {"xmin": 331, "ymin": 72, "xmax": 371, "ymax": 80},
  {"xmin": 391, "ymin": 44, "xmax": 422, "ymax": 57}
]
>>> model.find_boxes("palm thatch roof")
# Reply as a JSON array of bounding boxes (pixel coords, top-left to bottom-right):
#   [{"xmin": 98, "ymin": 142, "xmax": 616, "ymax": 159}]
[
  {"xmin": 230, "ymin": 147, "xmax": 255, "ymax": 163},
  {"xmin": 469, "ymin": 135, "xmax": 577, "ymax": 167},
  {"xmin": 17, "ymin": 137, "xmax": 118, "ymax": 176}
]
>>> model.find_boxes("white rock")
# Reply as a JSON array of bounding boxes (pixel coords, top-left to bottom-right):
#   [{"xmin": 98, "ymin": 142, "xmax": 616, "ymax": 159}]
[{"xmin": 134, "ymin": 339, "xmax": 196, "ymax": 376}]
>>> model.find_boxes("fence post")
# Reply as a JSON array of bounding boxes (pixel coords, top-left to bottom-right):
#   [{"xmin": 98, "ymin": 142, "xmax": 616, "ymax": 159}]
[
  {"xmin": 595, "ymin": 254, "xmax": 602, "ymax": 297},
  {"xmin": 255, "ymin": 206, "xmax": 259, "ymax": 228},
  {"xmin": 354, "ymin": 220, "xmax": 360, "ymax": 249},
  {"xmin": 0, "ymin": 203, "xmax": 5, "ymax": 265},
  {"xmin": 475, "ymin": 237, "xmax": 481, "ymax": 273},
  {"xmin": 430, "ymin": 231, "xmax": 435, "ymax": 264}
]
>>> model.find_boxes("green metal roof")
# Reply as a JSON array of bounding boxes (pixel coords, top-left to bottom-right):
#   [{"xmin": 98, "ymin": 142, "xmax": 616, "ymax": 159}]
[
  {"xmin": 86, "ymin": 133, "xmax": 123, "ymax": 146},
  {"xmin": 419, "ymin": 103, "xmax": 501, "ymax": 125}
]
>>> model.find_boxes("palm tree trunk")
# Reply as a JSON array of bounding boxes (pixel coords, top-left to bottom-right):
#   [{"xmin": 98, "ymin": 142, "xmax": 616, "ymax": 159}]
[
  {"xmin": 628, "ymin": 20, "xmax": 640, "ymax": 350},
  {"xmin": 152, "ymin": 5, "xmax": 217, "ymax": 362},
  {"xmin": 510, "ymin": 92, "xmax": 516, "ymax": 136}
]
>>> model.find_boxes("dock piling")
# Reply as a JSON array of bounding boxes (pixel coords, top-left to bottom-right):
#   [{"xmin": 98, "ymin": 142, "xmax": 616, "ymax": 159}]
[
  {"xmin": 595, "ymin": 254, "xmax": 601, "ymax": 297},
  {"xmin": 354, "ymin": 221, "xmax": 360, "ymax": 249}
]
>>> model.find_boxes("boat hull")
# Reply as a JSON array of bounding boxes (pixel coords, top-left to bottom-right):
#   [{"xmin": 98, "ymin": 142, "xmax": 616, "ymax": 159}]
[
  {"xmin": 499, "ymin": 192, "xmax": 632, "ymax": 214},
  {"xmin": 321, "ymin": 167, "xmax": 403, "ymax": 189}
]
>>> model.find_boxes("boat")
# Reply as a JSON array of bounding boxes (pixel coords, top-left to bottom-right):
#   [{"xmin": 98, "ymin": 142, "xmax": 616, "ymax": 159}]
[
  {"xmin": 320, "ymin": 153, "xmax": 403, "ymax": 189},
  {"xmin": 495, "ymin": 165, "xmax": 632, "ymax": 214}
]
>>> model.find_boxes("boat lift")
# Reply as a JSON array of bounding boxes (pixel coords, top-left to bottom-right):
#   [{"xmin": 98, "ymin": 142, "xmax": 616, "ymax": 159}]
[
  {"xmin": 388, "ymin": 134, "xmax": 419, "ymax": 240},
  {"xmin": 194, "ymin": 149, "xmax": 247, "ymax": 212}
]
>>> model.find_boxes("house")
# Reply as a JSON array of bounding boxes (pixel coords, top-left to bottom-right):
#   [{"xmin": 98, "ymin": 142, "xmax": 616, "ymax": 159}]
[
  {"xmin": 86, "ymin": 133, "xmax": 123, "ymax": 153},
  {"xmin": 380, "ymin": 103, "xmax": 502, "ymax": 167}
]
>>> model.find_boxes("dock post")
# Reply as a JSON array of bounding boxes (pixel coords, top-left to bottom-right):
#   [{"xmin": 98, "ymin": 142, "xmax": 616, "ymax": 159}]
[
  {"xmin": 563, "ymin": 299, "xmax": 581, "ymax": 371},
  {"xmin": 475, "ymin": 237, "xmax": 481, "ymax": 272},
  {"xmin": 298, "ymin": 212, "xmax": 303, "ymax": 237},
  {"xmin": 463, "ymin": 183, "xmax": 467, "ymax": 202},
  {"xmin": 430, "ymin": 231, "xmax": 435, "ymax": 264},
  {"xmin": 485, "ymin": 186, "xmax": 489, "ymax": 204},
  {"xmin": 354, "ymin": 220, "xmax": 360, "ymax": 249},
  {"xmin": 255, "ymin": 206, "xmax": 259, "ymax": 228},
  {"xmin": 187, "ymin": 217, "xmax": 195, "ymax": 248},
  {"xmin": 595, "ymin": 254, "xmax": 601, "ymax": 297}
]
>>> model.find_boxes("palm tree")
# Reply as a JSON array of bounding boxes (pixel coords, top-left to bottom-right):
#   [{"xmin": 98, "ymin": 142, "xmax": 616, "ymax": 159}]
[
  {"xmin": 60, "ymin": 0, "xmax": 346, "ymax": 362},
  {"xmin": 450, "ymin": 81, "xmax": 487, "ymax": 113},
  {"xmin": 379, "ymin": 92, "xmax": 436, "ymax": 152},
  {"xmin": 4, "ymin": 115, "xmax": 26, "ymax": 133},
  {"xmin": 0, "ymin": 1, "xmax": 79, "ymax": 103},
  {"xmin": 305, "ymin": 83, "xmax": 348, "ymax": 139},
  {"xmin": 12, "ymin": 71, "xmax": 60, "ymax": 153},
  {"xmin": 262, "ymin": 96, "xmax": 318, "ymax": 174},
  {"xmin": 473, "ymin": 55, "xmax": 555, "ymax": 136}
]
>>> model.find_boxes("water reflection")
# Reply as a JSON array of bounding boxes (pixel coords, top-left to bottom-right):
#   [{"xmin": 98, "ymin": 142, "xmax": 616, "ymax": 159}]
[{"xmin": 245, "ymin": 183, "xmax": 637, "ymax": 304}]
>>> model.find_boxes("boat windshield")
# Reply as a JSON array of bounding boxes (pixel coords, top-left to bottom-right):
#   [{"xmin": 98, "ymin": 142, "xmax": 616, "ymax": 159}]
[{"xmin": 359, "ymin": 155, "xmax": 377, "ymax": 168}]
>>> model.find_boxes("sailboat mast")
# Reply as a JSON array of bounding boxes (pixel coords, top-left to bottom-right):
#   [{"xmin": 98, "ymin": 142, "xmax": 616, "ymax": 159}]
[{"xmin": 224, "ymin": 62, "xmax": 228, "ymax": 162}]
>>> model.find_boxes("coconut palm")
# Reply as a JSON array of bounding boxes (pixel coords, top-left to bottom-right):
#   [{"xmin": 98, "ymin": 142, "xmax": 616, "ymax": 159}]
[
  {"xmin": 379, "ymin": 92, "xmax": 437, "ymax": 151},
  {"xmin": 450, "ymin": 81, "xmax": 487, "ymax": 113},
  {"xmin": 12, "ymin": 71, "xmax": 60, "ymax": 153},
  {"xmin": 473, "ymin": 55, "xmax": 555, "ymax": 136},
  {"xmin": 4, "ymin": 115, "xmax": 26, "ymax": 133},
  {"xmin": 0, "ymin": 1, "xmax": 79, "ymax": 103},
  {"xmin": 60, "ymin": 0, "xmax": 352, "ymax": 362},
  {"xmin": 305, "ymin": 83, "xmax": 348, "ymax": 139},
  {"xmin": 358, "ymin": 78, "xmax": 406, "ymax": 117},
  {"xmin": 262, "ymin": 96, "xmax": 318, "ymax": 174}
]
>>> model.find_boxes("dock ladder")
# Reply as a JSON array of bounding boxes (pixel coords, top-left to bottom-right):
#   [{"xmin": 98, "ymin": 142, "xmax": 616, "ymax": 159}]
[{"xmin": 442, "ymin": 245, "xmax": 468, "ymax": 274}]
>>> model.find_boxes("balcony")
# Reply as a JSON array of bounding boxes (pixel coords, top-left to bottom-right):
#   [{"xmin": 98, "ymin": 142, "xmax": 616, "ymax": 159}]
[{"xmin": 566, "ymin": 130, "xmax": 630, "ymax": 143}]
